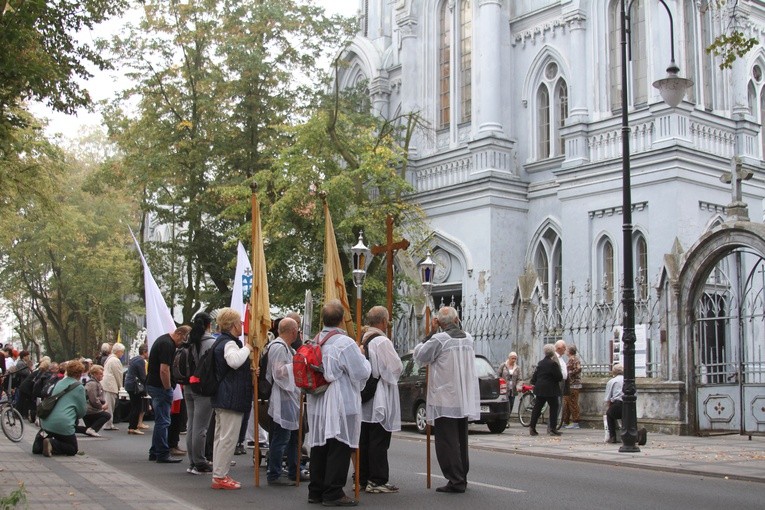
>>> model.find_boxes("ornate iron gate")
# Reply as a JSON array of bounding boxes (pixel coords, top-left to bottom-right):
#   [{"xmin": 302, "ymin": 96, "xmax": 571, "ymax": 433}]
[{"xmin": 693, "ymin": 248, "xmax": 765, "ymax": 435}]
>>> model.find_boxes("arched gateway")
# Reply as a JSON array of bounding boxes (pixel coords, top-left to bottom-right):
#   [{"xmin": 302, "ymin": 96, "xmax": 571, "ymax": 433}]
[{"xmin": 678, "ymin": 222, "xmax": 765, "ymax": 435}]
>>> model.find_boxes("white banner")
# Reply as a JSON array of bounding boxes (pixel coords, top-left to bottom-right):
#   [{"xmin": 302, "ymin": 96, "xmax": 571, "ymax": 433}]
[{"xmin": 230, "ymin": 241, "xmax": 252, "ymax": 341}]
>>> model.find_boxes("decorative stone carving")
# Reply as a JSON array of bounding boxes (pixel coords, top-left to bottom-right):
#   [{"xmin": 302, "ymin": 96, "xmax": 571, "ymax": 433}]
[
  {"xmin": 517, "ymin": 264, "xmax": 538, "ymax": 303},
  {"xmin": 432, "ymin": 249, "xmax": 451, "ymax": 284}
]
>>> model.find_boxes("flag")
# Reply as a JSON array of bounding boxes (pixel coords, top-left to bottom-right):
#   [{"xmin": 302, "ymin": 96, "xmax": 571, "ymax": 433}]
[
  {"xmin": 250, "ymin": 191, "xmax": 271, "ymax": 352},
  {"xmin": 129, "ymin": 227, "xmax": 176, "ymax": 350},
  {"xmin": 323, "ymin": 200, "xmax": 355, "ymax": 336},
  {"xmin": 230, "ymin": 241, "xmax": 253, "ymax": 341}
]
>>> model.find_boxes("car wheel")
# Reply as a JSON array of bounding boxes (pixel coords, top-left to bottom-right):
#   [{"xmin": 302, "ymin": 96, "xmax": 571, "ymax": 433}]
[
  {"xmin": 415, "ymin": 402, "xmax": 427, "ymax": 435},
  {"xmin": 487, "ymin": 420, "xmax": 508, "ymax": 434}
]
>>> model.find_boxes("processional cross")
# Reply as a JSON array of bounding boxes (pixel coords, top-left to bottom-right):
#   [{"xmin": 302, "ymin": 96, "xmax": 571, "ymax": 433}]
[{"xmin": 371, "ymin": 215, "xmax": 410, "ymax": 336}]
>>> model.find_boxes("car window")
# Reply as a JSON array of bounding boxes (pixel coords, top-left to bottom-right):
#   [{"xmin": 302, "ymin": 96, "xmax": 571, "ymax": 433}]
[{"xmin": 474, "ymin": 357, "xmax": 497, "ymax": 378}]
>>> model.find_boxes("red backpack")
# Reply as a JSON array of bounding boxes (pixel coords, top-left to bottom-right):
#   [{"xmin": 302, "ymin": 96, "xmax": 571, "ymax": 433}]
[{"xmin": 293, "ymin": 330, "xmax": 341, "ymax": 395}]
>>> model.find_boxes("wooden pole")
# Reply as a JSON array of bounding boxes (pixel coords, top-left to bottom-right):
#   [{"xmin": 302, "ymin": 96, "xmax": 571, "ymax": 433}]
[
  {"xmin": 251, "ymin": 183, "xmax": 261, "ymax": 488},
  {"xmin": 253, "ymin": 346, "xmax": 260, "ymax": 487},
  {"xmin": 354, "ymin": 286, "xmax": 362, "ymax": 500},
  {"xmin": 424, "ymin": 305, "xmax": 431, "ymax": 489},
  {"xmin": 297, "ymin": 393, "xmax": 305, "ymax": 488}
]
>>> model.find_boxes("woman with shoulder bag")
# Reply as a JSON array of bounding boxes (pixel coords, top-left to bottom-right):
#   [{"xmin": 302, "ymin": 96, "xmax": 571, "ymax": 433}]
[
  {"xmin": 498, "ymin": 351, "xmax": 522, "ymax": 414},
  {"xmin": 125, "ymin": 344, "xmax": 149, "ymax": 435}
]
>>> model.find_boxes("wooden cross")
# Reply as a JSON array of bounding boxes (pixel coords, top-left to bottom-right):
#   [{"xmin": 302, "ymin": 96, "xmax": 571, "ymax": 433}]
[{"xmin": 371, "ymin": 215, "xmax": 410, "ymax": 336}]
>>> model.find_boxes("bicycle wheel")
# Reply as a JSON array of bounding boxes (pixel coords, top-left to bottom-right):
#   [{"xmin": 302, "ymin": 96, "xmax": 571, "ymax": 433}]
[
  {"xmin": 518, "ymin": 393, "xmax": 535, "ymax": 427},
  {"xmin": 1, "ymin": 406, "xmax": 24, "ymax": 442}
]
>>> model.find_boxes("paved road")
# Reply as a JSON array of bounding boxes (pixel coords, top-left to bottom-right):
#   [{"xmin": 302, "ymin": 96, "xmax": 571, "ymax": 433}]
[{"xmin": 3, "ymin": 420, "xmax": 765, "ymax": 509}]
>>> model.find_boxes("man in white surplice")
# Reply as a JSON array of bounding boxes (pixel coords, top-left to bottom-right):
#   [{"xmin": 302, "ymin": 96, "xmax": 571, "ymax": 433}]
[
  {"xmin": 265, "ymin": 317, "xmax": 301, "ymax": 485},
  {"xmin": 306, "ymin": 299, "xmax": 370, "ymax": 506},
  {"xmin": 413, "ymin": 306, "xmax": 480, "ymax": 494},
  {"xmin": 359, "ymin": 306, "xmax": 403, "ymax": 494}
]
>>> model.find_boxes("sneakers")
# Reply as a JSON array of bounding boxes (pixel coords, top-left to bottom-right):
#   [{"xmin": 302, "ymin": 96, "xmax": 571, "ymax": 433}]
[
  {"xmin": 187, "ymin": 466, "xmax": 201, "ymax": 475},
  {"xmin": 211, "ymin": 476, "xmax": 241, "ymax": 490},
  {"xmin": 42, "ymin": 438, "xmax": 52, "ymax": 457},
  {"xmin": 234, "ymin": 443, "xmax": 247, "ymax": 455},
  {"xmin": 564, "ymin": 423, "xmax": 580, "ymax": 429},
  {"xmin": 365, "ymin": 482, "xmax": 399, "ymax": 493},
  {"xmin": 85, "ymin": 428, "xmax": 101, "ymax": 437}
]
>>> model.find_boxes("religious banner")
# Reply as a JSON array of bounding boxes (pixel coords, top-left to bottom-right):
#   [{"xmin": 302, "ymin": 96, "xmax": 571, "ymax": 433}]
[
  {"xmin": 128, "ymin": 227, "xmax": 176, "ymax": 350},
  {"xmin": 230, "ymin": 241, "xmax": 253, "ymax": 341},
  {"xmin": 250, "ymin": 188, "xmax": 271, "ymax": 352},
  {"xmin": 323, "ymin": 200, "xmax": 355, "ymax": 335}
]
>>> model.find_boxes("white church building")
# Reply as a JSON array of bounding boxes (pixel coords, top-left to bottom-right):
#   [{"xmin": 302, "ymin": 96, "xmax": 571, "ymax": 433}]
[{"xmin": 338, "ymin": 0, "xmax": 765, "ymax": 435}]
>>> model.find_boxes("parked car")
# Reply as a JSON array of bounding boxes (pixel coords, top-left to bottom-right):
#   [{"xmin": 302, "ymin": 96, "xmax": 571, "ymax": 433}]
[{"xmin": 398, "ymin": 353, "xmax": 510, "ymax": 434}]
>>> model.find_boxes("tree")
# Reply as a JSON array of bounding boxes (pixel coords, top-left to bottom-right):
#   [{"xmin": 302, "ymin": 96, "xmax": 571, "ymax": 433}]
[
  {"xmin": 104, "ymin": 0, "xmax": 352, "ymax": 322},
  {"xmin": 0, "ymin": 0, "xmax": 128, "ymax": 133},
  {"xmin": 705, "ymin": 0, "xmax": 759, "ymax": 69}
]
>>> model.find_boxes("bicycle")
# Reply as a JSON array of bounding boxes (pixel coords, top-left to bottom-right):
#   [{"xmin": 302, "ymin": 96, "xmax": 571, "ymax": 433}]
[
  {"xmin": 0, "ymin": 380, "xmax": 25, "ymax": 442},
  {"xmin": 517, "ymin": 384, "xmax": 562, "ymax": 430}
]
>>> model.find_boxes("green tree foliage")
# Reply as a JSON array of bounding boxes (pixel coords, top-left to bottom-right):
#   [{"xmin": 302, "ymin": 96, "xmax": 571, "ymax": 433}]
[
  {"xmin": 0, "ymin": 126, "xmax": 136, "ymax": 360},
  {"xmin": 0, "ymin": 0, "xmax": 127, "ymax": 133},
  {"xmin": 104, "ymin": 0, "xmax": 352, "ymax": 321},
  {"xmin": 705, "ymin": 0, "xmax": 759, "ymax": 70}
]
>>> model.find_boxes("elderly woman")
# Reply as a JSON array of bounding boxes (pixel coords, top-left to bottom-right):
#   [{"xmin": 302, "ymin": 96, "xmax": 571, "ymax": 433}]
[
  {"xmin": 210, "ymin": 307, "xmax": 254, "ymax": 490},
  {"xmin": 562, "ymin": 344, "xmax": 583, "ymax": 429},
  {"xmin": 75, "ymin": 365, "xmax": 112, "ymax": 437},
  {"xmin": 529, "ymin": 343, "xmax": 563, "ymax": 437},
  {"xmin": 498, "ymin": 351, "xmax": 522, "ymax": 413},
  {"xmin": 101, "ymin": 342, "xmax": 125, "ymax": 431},
  {"xmin": 39, "ymin": 360, "xmax": 87, "ymax": 456},
  {"xmin": 125, "ymin": 343, "xmax": 149, "ymax": 435}
]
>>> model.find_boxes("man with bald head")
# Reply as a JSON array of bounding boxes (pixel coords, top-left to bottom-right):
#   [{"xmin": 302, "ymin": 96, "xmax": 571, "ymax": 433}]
[
  {"xmin": 266, "ymin": 317, "xmax": 301, "ymax": 485},
  {"xmin": 413, "ymin": 306, "xmax": 480, "ymax": 494}
]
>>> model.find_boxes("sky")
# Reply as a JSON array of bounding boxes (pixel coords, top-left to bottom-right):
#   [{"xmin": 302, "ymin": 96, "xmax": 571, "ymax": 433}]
[{"xmin": 29, "ymin": 0, "xmax": 359, "ymax": 141}]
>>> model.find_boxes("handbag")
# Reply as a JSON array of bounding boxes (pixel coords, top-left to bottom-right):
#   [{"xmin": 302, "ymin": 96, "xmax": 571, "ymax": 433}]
[
  {"xmin": 135, "ymin": 379, "xmax": 146, "ymax": 395},
  {"xmin": 36, "ymin": 382, "xmax": 80, "ymax": 419}
]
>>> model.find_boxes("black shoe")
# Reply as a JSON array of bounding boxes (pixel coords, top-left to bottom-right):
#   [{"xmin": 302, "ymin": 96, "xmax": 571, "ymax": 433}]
[
  {"xmin": 529, "ymin": 428, "xmax": 539, "ymax": 436},
  {"xmin": 267, "ymin": 477, "xmax": 296, "ymax": 486},
  {"xmin": 322, "ymin": 496, "xmax": 358, "ymax": 507},
  {"xmin": 548, "ymin": 430, "xmax": 561, "ymax": 436},
  {"xmin": 435, "ymin": 485, "xmax": 465, "ymax": 494},
  {"xmin": 156, "ymin": 457, "xmax": 183, "ymax": 463},
  {"xmin": 234, "ymin": 443, "xmax": 246, "ymax": 455},
  {"xmin": 308, "ymin": 498, "xmax": 322, "ymax": 504},
  {"xmin": 638, "ymin": 427, "xmax": 647, "ymax": 446},
  {"xmin": 607, "ymin": 436, "xmax": 619, "ymax": 444},
  {"xmin": 148, "ymin": 454, "xmax": 157, "ymax": 461}
]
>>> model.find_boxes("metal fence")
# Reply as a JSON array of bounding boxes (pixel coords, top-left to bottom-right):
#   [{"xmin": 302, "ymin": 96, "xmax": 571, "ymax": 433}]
[{"xmin": 392, "ymin": 279, "xmax": 664, "ymax": 377}]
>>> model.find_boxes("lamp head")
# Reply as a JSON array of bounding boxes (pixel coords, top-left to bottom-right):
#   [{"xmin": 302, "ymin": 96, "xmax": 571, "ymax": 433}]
[
  {"xmin": 351, "ymin": 231, "xmax": 372, "ymax": 288},
  {"xmin": 419, "ymin": 252, "xmax": 436, "ymax": 297},
  {"xmin": 652, "ymin": 61, "xmax": 693, "ymax": 108}
]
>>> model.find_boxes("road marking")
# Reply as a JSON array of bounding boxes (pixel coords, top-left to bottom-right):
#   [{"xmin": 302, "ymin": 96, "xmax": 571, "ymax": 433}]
[{"xmin": 416, "ymin": 473, "xmax": 526, "ymax": 493}]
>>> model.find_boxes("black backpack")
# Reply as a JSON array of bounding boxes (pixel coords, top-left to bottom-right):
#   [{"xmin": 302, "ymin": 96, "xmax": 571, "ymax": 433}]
[
  {"xmin": 188, "ymin": 337, "xmax": 226, "ymax": 396},
  {"xmin": 258, "ymin": 341, "xmax": 288, "ymax": 401},
  {"xmin": 360, "ymin": 332, "xmax": 382, "ymax": 403},
  {"xmin": 172, "ymin": 341, "xmax": 198, "ymax": 385}
]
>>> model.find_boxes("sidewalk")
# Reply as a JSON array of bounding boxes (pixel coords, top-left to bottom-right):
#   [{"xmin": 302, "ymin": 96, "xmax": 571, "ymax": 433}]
[
  {"xmin": 396, "ymin": 423, "xmax": 765, "ymax": 483},
  {"xmin": 0, "ymin": 425, "xmax": 200, "ymax": 509}
]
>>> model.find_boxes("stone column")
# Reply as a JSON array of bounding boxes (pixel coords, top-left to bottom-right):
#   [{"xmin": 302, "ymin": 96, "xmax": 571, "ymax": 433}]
[
  {"xmin": 476, "ymin": 0, "xmax": 503, "ymax": 137},
  {"xmin": 396, "ymin": 14, "xmax": 418, "ymax": 115},
  {"xmin": 565, "ymin": 12, "xmax": 588, "ymax": 120}
]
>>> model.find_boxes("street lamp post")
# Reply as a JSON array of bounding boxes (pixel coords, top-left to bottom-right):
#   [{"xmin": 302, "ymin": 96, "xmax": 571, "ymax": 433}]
[
  {"xmin": 619, "ymin": 0, "xmax": 692, "ymax": 453},
  {"xmin": 418, "ymin": 252, "xmax": 436, "ymax": 488},
  {"xmin": 351, "ymin": 230, "xmax": 371, "ymax": 499}
]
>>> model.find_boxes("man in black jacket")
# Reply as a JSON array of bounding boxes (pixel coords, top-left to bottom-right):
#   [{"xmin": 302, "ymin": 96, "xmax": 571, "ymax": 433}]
[{"xmin": 529, "ymin": 343, "xmax": 563, "ymax": 436}]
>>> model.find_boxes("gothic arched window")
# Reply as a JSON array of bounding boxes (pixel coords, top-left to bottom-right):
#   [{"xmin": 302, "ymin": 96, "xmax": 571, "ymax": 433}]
[
  {"xmin": 635, "ymin": 234, "xmax": 648, "ymax": 300},
  {"xmin": 535, "ymin": 62, "xmax": 568, "ymax": 160},
  {"xmin": 438, "ymin": 2, "xmax": 451, "ymax": 129},
  {"xmin": 609, "ymin": 0, "xmax": 647, "ymax": 110},
  {"xmin": 751, "ymin": 63, "xmax": 765, "ymax": 158},
  {"xmin": 599, "ymin": 237, "xmax": 615, "ymax": 304},
  {"xmin": 460, "ymin": 0, "xmax": 472, "ymax": 123},
  {"xmin": 534, "ymin": 227, "xmax": 562, "ymax": 307}
]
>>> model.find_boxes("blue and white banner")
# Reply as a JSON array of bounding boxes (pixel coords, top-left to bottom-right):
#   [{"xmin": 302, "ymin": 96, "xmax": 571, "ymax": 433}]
[{"xmin": 230, "ymin": 241, "xmax": 252, "ymax": 341}]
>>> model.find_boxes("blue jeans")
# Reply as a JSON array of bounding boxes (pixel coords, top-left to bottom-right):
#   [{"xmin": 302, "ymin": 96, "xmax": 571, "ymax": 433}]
[
  {"xmin": 147, "ymin": 385, "xmax": 173, "ymax": 460},
  {"xmin": 267, "ymin": 421, "xmax": 298, "ymax": 481}
]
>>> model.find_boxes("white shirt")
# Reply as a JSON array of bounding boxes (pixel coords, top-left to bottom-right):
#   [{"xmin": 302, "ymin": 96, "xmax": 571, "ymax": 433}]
[
  {"xmin": 306, "ymin": 328, "xmax": 371, "ymax": 449},
  {"xmin": 267, "ymin": 338, "xmax": 301, "ymax": 430},
  {"xmin": 360, "ymin": 327, "xmax": 403, "ymax": 432},
  {"xmin": 413, "ymin": 328, "xmax": 480, "ymax": 424},
  {"xmin": 557, "ymin": 352, "xmax": 568, "ymax": 380}
]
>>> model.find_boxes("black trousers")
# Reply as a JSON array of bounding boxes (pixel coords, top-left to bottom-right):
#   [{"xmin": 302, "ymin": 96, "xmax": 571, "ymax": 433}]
[
  {"xmin": 46, "ymin": 431, "xmax": 79, "ymax": 456},
  {"xmin": 434, "ymin": 417, "xmax": 469, "ymax": 491},
  {"xmin": 606, "ymin": 400, "xmax": 623, "ymax": 437},
  {"xmin": 127, "ymin": 390, "xmax": 143, "ymax": 430},
  {"xmin": 75, "ymin": 411, "xmax": 111, "ymax": 433},
  {"xmin": 359, "ymin": 421, "xmax": 392, "ymax": 486},
  {"xmin": 529, "ymin": 395, "xmax": 560, "ymax": 431},
  {"xmin": 308, "ymin": 438, "xmax": 352, "ymax": 502}
]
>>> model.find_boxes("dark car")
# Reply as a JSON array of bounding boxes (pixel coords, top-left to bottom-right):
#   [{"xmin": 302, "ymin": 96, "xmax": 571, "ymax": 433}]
[{"xmin": 398, "ymin": 353, "xmax": 510, "ymax": 434}]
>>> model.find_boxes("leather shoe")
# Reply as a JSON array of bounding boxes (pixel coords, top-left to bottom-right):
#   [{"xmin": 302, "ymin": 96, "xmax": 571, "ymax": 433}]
[
  {"xmin": 548, "ymin": 430, "xmax": 561, "ymax": 436},
  {"xmin": 435, "ymin": 485, "xmax": 465, "ymax": 494},
  {"xmin": 322, "ymin": 496, "xmax": 358, "ymax": 506},
  {"xmin": 607, "ymin": 436, "xmax": 619, "ymax": 444},
  {"xmin": 170, "ymin": 447, "xmax": 187, "ymax": 456},
  {"xmin": 156, "ymin": 457, "xmax": 183, "ymax": 463},
  {"xmin": 529, "ymin": 428, "xmax": 539, "ymax": 436},
  {"xmin": 148, "ymin": 454, "xmax": 157, "ymax": 461},
  {"xmin": 308, "ymin": 498, "xmax": 322, "ymax": 504}
]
